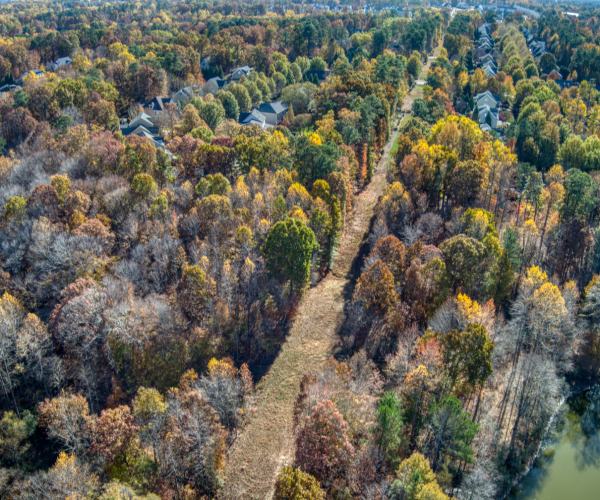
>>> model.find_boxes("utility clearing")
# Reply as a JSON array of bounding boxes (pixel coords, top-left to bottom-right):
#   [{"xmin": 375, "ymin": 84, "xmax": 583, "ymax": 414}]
[{"xmin": 222, "ymin": 49, "xmax": 440, "ymax": 500}]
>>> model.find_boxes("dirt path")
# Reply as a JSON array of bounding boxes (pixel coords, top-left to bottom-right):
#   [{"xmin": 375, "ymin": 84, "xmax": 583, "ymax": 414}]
[{"xmin": 222, "ymin": 50, "xmax": 441, "ymax": 499}]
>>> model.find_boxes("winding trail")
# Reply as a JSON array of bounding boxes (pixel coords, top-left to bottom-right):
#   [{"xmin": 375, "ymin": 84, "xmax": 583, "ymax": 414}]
[{"xmin": 222, "ymin": 48, "xmax": 441, "ymax": 500}]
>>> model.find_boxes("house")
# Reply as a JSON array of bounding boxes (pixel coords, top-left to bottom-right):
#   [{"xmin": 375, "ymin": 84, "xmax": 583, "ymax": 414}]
[
  {"xmin": 141, "ymin": 96, "xmax": 174, "ymax": 116},
  {"xmin": 131, "ymin": 128, "xmax": 169, "ymax": 151},
  {"xmin": 51, "ymin": 57, "xmax": 72, "ymax": 71},
  {"xmin": 120, "ymin": 117, "xmax": 160, "ymax": 138},
  {"xmin": 239, "ymin": 109, "xmax": 270, "ymax": 129},
  {"xmin": 119, "ymin": 114, "xmax": 170, "ymax": 152},
  {"xmin": 257, "ymin": 101, "xmax": 289, "ymax": 126},
  {"xmin": 305, "ymin": 70, "xmax": 330, "ymax": 85},
  {"xmin": 206, "ymin": 76, "xmax": 228, "ymax": 94},
  {"xmin": 478, "ymin": 56, "xmax": 497, "ymax": 71},
  {"xmin": 230, "ymin": 65, "xmax": 253, "ymax": 82},
  {"xmin": 172, "ymin": 85, "xmax": 199, "ymax": 107},
  {"xmin": 0, "ymin": 83, "xmax": 20, "ymax": 99},
  {"xmin": 16, "ymin": 69, "xmax": 44, "ymax": 85},
  {"xmin": 479, "ymin": 40, "xmax": 492, "ymax": 52},
  {"xmin": 479, "ymin": 53, "xmax": 496, "ymax": 64},
  {"xmin": 477, "ymin": 104, "xmax": 499, "ymax": 129},
  {"xmin": 200, "ymin": 58, "xmax": 211, "ymax": 70},
  {"xmin": 129, "ymin": 113, "xmax": 155, "ymax": 129},
  {"xmin": 530, "ymin": 41, "xmax": 546, "ymax": 57},
  {"xmin": 120, "ymin": 123, "xmax": 161, "ymax": 140},
  {"xmin": 475, "ymin": 91, "xmax": 500, "ymax": 110},
  {"xmin": 482, "ymin": 63, "xmax": 497, "ymax": 77}
]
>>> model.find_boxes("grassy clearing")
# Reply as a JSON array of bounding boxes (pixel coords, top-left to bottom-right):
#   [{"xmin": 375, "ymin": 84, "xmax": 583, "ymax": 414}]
[{"xmin": 390, "ymin": 131, "xmax": 402, "ymax": 156}]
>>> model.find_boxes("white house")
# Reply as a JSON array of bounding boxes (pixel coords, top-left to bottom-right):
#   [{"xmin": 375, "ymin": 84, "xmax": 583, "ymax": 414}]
[
  {"xmin": 200, "ymin": 58, "xmax": 211, "ymax": 70},
  {"xmin": 257, "ymin": 101, "xmax": 289, "ymax": 126}
]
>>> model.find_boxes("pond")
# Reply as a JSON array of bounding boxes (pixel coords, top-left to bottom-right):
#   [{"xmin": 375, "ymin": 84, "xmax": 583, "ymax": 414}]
[{"xmin": 509, "ymin": 388, "xmax": 600, "ymax": 500}]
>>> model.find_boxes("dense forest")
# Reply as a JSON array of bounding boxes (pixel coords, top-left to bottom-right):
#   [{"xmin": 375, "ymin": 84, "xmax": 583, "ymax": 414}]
[{"xmin": 0, "ymin": 0, "xmax": 599, "ymax": 499}]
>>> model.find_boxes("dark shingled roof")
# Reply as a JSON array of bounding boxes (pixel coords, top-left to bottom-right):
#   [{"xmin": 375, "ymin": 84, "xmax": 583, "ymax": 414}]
[{"xmin": 258, "ymin": 101, "xmax": 289, "ymax": 114}]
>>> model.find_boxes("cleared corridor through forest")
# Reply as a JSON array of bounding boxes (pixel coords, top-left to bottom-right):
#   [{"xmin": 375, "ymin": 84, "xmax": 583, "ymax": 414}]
[{"xmin": 222, "ymin": 48, "xmax": 440, "ymax": 500}]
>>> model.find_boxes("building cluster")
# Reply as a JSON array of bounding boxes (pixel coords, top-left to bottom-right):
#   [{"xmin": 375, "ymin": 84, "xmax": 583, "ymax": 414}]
[
  {"xmin": 432, "ymin": 2, "xmax": 539, "ymax": 19},
  {"xmin": 0, "ymin": 56, "xmax": 75, "ymax": 96},
  {"xmin": 204, "ymin": 64, "xmax": 316, "ymax": 128},
  {"xmin": 2, "ymin": 59, "xmax": 299, "ymax": 147},
  {"xmin": 472, "ymin": 24, "xmax": 502, "ymax": 134},
  {"xmin": 476, "ymin": 23, "xmax": 496, "ymax": 78},
  {"xmin": 522, "ymin": 28, "xmax": 546, "ymax": 58}
]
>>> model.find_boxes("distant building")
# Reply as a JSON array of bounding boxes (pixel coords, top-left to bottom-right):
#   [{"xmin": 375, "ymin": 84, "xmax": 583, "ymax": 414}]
[
  {"xmin": 230, "ymin": 65, "xmax": 253, "ymax": 82},
  {"xmin": 141, "ymin": 96, "xmax": 174, "ymax": 116},
  {"xmin": 530, "ymin": 41, "xmax": 546, "ymax": 57},
  {"xmin": 206, "ymin": 76, "xmax": 228, "ymax": 94},
  {"xmin": 120, "ymin": 113, "xmax": 169, "ymax": 152},
  {"xmin": 478, "ymin": 104, "xmax": 499, "ymax": 129},
  {"xmin": 172, "ymin": 85, "xmax": 199, "ymax": 107},
  {"xmin": 0, "ymin": 83, "xmax": 19, "ymax": 99},
  {"xmin": 475, "ymin": 91, "xmax": 500, "ymax": 110},
  {"xmin": 474, "ymin": 91, "xmax": 501, "ymax": 130},
  {"xmin": 239, "ymin": 109, "xmax": 270, "ymax": 129},
  {"xmin": 200, "ymin": 58, "xmax": 211, "ymax": 70},
  {"xmin": 482, "ymin": 63, "xmax": 497, "ymax": 77},
  {"xmin": 51, "ymin": 56, "xmax": 73, "ymax": 71},
  {"xmin": 16, "ymin": 69, "xmax": 44, "ymax": 85},
  {"xmin": 129, "ymin": 113, "xmax": 155, "ymax": 129},
  {"xmin": 258, "ymin": 101, "xmax": 289, "ymax": 126},
  {"xmin": 478, "ymin": 54, "xmax": 497, "ymax": 70}
]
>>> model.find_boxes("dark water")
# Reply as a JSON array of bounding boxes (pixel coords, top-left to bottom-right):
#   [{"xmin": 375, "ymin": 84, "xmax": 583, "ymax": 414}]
[{"xmin": 509, "ymin": 390, "xmax": 600, "ymax": 500}]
